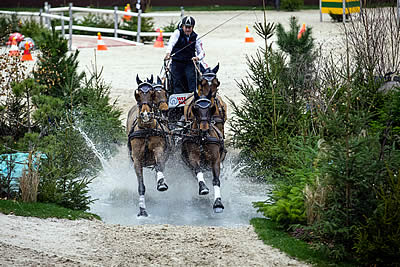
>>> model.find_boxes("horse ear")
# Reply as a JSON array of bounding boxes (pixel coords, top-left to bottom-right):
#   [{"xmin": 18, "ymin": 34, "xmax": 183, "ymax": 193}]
[
  {"xmin": 212, "ymin": 63, "xmax": 219, "ymax": 74},
  {"xmin": 134, "ymin": 90, "xmax": 140, "ymax": 101},
  {"xmin": 200, "ymin": 63, "xmax": 206, "ymax": 74},
  {"xmin": 136, "ymin": 74, "xmax": 142, "ymax": 85},
  {"xmin": 157, "ymin": 76, "xmax": 162, "ymax": 85},
  {"xmin": 147, "ymin": 75, "xmax": 153, "ymax": 84}
]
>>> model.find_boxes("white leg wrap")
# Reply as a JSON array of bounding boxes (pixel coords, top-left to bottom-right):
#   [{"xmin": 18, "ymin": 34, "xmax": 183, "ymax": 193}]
[
  {"xmin": 197, "ymin": 172, "xmax": 205, "ymax": 183},
  {"xmin": 156, "ymin": 171, "xmax": 165, "ymax": 182},
  {"xmin": 214, "ymin": 186, "xmax": 221, "ymax": 200},
  {"xmin": 139, "ymin": 195, "xmax": 146, "ymax": 209}
]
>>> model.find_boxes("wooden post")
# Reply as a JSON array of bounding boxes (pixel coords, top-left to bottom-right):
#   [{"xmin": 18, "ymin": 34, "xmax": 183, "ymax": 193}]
[
  {"xmin": 398, "ymin": 0, "xmax": 400, "ymax": 26},
  {"xmin": 39, "ymin": 8, "xmax": 43, "ymax": 25},
  {"xmin": 61, "ymin": 13, "xmax": 65, "ymax": 38},
  {"xmin": 320, "ymin": 0, "xmax": 322, "ymax": 22},
  {"xmin": 48, "ymin": 4, "xmax": 51, "ymax": 28},
  {"xmin": 114, "ymin": 6, "xmax": 118, "ymax": 38},
  {"xmin": 44, "ymin": 2, "xmax": 49, "ymax": 28},
  {"xmin": 342, "ymin": 0, "xmax": 346, "ymax": 23},
  {"xmin": 69, "ymin": 3, "xmax": 73, "ymax": 51},
  {"xmin": 136, "ymin": 0, "xmax": 141, "ymax": 43}
]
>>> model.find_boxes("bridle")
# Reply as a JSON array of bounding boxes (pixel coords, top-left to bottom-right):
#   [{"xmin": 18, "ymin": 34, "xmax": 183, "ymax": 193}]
[
  {"xmin": 152, "ymin": 83, "xmax": 169, "ymax": 110},
  {"xmin": 201, "ymin": 72, "xmax": 217, "ymax": 87},
  {"xmin": 192, "ymin": 89, "xmax": 215, "ymax": 133},
  {"xmin": 136, "ymin": 82, "xmax": 154, "ymax": 122}
]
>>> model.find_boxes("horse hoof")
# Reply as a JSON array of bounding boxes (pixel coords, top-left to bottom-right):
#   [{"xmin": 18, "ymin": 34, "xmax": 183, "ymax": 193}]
[
  {"xmin": 137, "ymin": 208, "xmax": 148, "ymax": 217},
  {"xmin": 199, "ymin": 181, "xmax": 209, "ymax": 195},
  {"xmin": 213, "ymin": 198, "xmax": 224, "ymax": 213},
  {"xmin": 214, "ymin": 207, "xmax": 224, "ymax": 213},
  {"xmin": 157, "ymin": 178, "xmax": 168, "ymax": 192}
]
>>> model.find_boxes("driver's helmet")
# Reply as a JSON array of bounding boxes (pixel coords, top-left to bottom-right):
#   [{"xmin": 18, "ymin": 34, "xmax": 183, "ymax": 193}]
[{"xmin": 181, "ymin": 16, "xmax": 195, "ymax": 27}]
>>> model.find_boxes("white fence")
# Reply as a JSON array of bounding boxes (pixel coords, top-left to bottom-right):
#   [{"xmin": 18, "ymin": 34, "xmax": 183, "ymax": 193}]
[{"xmin": 0, "ymin": 1, "xmax": 183, "ymax": 50}]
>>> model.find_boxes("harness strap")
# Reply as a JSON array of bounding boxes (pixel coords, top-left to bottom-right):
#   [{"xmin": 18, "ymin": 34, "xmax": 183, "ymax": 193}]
[
  {"xmin": 215, "ymin": 97, "xmax": 226, "ymax": 123},
  {"xmin": 185, "ymin": 94, "xmax": 195, "ymax": 122}
]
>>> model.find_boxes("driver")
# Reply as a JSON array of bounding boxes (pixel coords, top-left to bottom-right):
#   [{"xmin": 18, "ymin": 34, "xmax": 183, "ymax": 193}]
[{"xmin": 164, "ymin": 16, "xmax": 205, "ymax": 94}]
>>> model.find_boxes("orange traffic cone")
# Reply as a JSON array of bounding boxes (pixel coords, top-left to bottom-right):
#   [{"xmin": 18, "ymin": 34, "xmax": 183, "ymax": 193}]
[
  {"xmin": 8, "ymin": 37, "xmax": 20, "ymax": 56},
  {"xmin": 22, "ymin": 42, "xmax": 33, "ymax": 61},
  {"xmin": 123, "ymin": 4, "xmax": 132, "ymax": 21},
  {"xmin": 297, "ymin": 23, "xmax": 306, "ymax": 39},
  {"xmin": 154, "ymin": 29, "xmax": 164, "ymax": 48},
  {"xmin": 245, "ymin": 25, "xmax": 255, "ymax": 43},
  {"xmin": 97, "ymin": 32, "xmax": 107, "ymax": 51}
]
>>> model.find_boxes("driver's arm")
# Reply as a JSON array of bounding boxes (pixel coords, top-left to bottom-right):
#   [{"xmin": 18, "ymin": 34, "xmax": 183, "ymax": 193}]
[
  {"xmin": 194, "ymin": 39, "xmax": 205, "ymax": 62},
  {"xmin": 165, "ymin": 29, "xmax": 180, "ymax": 60}
]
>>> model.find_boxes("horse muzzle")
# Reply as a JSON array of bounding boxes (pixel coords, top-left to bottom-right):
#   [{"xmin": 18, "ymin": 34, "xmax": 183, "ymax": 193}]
[
  {"xmin": 140, "ymin": 111, "xmax": 154, "ymax": 123},
  {"xmin": 199, "ymin": 120, "xmax": 210, "ymax": 132}
]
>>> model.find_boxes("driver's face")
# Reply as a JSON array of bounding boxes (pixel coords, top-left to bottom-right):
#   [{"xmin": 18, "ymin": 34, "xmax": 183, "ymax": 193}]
[{"xmin": 183, "ymin": 25, "xmax": 193, "ymax": 36}]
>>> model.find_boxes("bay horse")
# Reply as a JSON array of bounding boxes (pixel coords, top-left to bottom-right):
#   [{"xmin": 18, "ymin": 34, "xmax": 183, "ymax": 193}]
[
  {"xmin": 182, "ymin": 66, "xmax": 226, "ymax": 213},
  {"xmin": 184, "ymin": 63, "xmax": 227, "ymax": 138},
  {"xmin": 152, "ymin": 75, "xmax": 169, "ymax": 120},
  {"xmin": 126, "ymin": 75, "xmax": 170, "ymax": 217}
]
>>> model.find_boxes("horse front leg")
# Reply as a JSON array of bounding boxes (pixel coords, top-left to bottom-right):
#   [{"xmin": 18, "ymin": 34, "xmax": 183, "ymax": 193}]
[
  {"xmin": 153, "ymin": 139, "xmax": 168, "ymax": 192},
  {"xmin": 184, "ymin": 143, "xmax": 209, "ymax": 195},
  {"xmin": 210, "ymin": 146, "xmax": 224, "ymax": 213},
  {"xmin": 133, "ymin": 159, "xmax": 148, "ymax": 217}
]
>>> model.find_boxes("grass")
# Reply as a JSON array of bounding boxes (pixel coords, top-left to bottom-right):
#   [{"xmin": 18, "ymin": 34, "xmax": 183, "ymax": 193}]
[
  {"xmin": 0, "ymin": 199, "xmax": 101, "ymax": 220},
  {"xmin": 250, "ymin": 217, "xmax": 356, "ymax": 267}
]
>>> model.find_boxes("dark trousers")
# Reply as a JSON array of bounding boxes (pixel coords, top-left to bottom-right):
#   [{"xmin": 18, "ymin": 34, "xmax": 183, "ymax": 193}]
[{"xmin": 171, "ymin": 60, "xmax": 197, "ymax": 94}]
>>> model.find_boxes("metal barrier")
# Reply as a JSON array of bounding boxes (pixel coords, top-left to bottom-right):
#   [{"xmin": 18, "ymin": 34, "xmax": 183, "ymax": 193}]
[{"xmin": 0, "ymin": 1, "xmax": 183, "ymax": 50}]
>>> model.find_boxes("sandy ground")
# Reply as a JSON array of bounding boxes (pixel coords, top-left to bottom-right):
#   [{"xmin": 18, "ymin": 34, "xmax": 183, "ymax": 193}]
[
  {"xmin": 0, "ymin": 9, "xmax": 344, "ymax": 266},
  {"xmin": 0, "ymin": 213, "xmax": 308, "ymax": 266}
]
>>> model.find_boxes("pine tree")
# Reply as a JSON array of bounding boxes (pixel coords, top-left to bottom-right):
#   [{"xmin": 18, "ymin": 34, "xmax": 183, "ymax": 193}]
[{"xmin": 276, "ymin": 16, "xmax": 315, "ymax": 105}]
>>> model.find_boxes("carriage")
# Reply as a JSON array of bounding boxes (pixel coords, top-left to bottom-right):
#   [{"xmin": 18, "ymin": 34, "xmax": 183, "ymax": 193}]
[{"xmin": 127, "ymin": 61, "xmax": 227, "ymax": 217}]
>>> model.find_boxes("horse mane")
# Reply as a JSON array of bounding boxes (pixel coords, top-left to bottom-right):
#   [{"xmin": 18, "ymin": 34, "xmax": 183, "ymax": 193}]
[{"xmin": 184, "ymin": 94, "xmax": 195, "ymax": 122}]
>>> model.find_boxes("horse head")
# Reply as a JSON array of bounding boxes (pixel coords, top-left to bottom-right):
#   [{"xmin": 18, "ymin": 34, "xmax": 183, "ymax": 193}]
[
  {"xmin": 136, "ymin": 74, "xmax": 154, "ymax": 124},
  {"xmin": 152, "ymin": 76, "xmax": 169, "ymax": 118},
  {"xmin": 198, "ymin": 63, "xmax": 220, "ymax": 99},
  {"xmin": 192, "ymin": 87, "xmax": 216, "ymax": 133}
]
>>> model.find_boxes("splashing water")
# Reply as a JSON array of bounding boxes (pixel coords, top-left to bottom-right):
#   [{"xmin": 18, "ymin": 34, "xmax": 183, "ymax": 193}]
[
  {"xmin": 87, "ymin": 143, "xmax": 270, "ymax": 227},
  {"xmin": 74, "ymin": 123, "xmax": 270, "ymax": 227},
  {"xmin": 73, "ymin": 126, "xmax": 111, "ymax": 170}
]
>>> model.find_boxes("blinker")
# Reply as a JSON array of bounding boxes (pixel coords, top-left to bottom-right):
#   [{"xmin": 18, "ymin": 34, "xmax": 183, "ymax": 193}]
[
  {"xmin": 153, "ymin": 84, "xmax": 163, "ymax": 91},
  {"xmin": 195, "ymin": 98, "xmax": 211, "ymax": 109},
  {"xmin": 202, "ymin": 73, "xmax": 216, "ymax": 86},
  {"xmin": 138, "ymin": 82, "xmax": 153, "ymax": 93}
]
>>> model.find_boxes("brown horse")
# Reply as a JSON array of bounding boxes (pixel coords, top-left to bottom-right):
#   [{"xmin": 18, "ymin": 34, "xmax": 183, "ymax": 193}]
[
  {"xmin": 126, "ymin": 75, "xmax": 170, "ymax": 217},
  {"xmin": 184, "ymin": 64, "xmax": 227, "ymax": 138},
  {"xmin": 152, "ymin": 75, "xmax": 169, "ymax": 120},
  {"xmin": 182, "ymin": 67, "xmax": 225, "ymax": 213}
]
